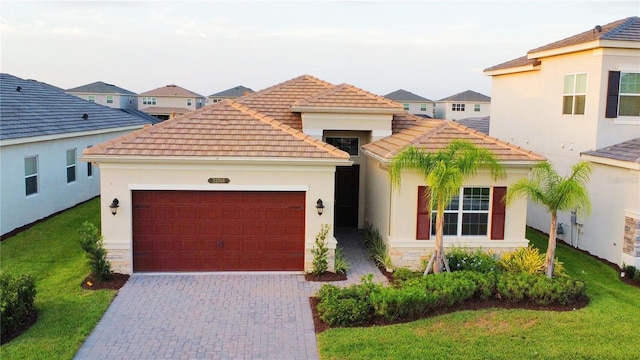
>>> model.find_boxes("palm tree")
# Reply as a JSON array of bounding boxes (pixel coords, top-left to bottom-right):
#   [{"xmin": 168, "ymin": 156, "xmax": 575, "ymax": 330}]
[
  {"xmin": 389, "ymin": 139, "xmax": 505, "ymax": 274},
  {"xmin": 505, "ymin": 161, "xmax": 592, "ymax": 278}
]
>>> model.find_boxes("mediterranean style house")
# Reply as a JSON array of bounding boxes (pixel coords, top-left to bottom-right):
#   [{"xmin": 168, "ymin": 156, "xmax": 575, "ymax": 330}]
[
  {"xmin": 138, "ymin": 84, "xmax": 205, "ymax": 121},
  {"xmin": 435, "ymin": 90, "xmax": 491, "ymax": 120},
  {"xmin": 66, "ymin": 81, "xmax": 138, "ymax": 110},
  {"xmin": 383, "ymin": 89, "xmax": 434, "ymax": 118},
  {"xmin": 485, "ymin": 16, "xmax": 640, "ymax": 267},
  {"xmin": 83, "ymin": 75, "xmax": 543, "ymax": 274},
  {"xmin": 208, "ymin": 85, "xmax": 254, "ymax": 104},
  {"xmin": 0, "ymin": 73, "xmax": 153, "ymax": 238}
]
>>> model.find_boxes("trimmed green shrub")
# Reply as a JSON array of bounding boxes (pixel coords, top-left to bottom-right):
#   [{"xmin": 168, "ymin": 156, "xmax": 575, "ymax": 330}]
[
  {"xmin": 622, "ymin": 264, "xmax": 636, "ymax": 279},
  {"xmin": 311, "ymin": 224, "xmax": 331, "ymax": 275},
  {"xmin": 447, "ymin": 247, "xmax": 499, "ymax": 273},
  {"xmin": 497, "ymin": 272, "xmax": 586, "ymax": 305},
  {"xmin": 392, "ymin": 268, "xmax": 422, "ymax": 283},
  {"xmin": 1, "ymin": 272, "xmax": 37, "ymax": 339},
  {"xmin": 78, "ymin": 221, "xmax": 112, "ymax": 281},
  {"xmin": 317, "ymin": 275, "xmax": 378, "ymax": 326},
  {"xmin": 363, "ymin": 225, "xmax": 393, "ymax": 270}
]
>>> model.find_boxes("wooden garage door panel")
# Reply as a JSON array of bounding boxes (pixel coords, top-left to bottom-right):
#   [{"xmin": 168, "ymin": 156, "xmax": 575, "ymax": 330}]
[{"xmin": 133, "ymin": 190, "xmax": 305, "ymax": 272}]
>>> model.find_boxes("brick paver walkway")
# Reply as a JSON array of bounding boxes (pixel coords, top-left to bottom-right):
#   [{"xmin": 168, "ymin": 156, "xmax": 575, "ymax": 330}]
[{"xmin": 75, "ymin": 228, "xmax": 385, "ymax": 360}]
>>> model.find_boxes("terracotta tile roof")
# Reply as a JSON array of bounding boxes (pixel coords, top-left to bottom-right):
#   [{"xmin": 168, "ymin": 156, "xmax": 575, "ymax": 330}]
[
  {"xmin": 582, "ymin": 138, "xmax": 640, "ymax": 163},
  {"xmin": 362, "ymin": 120, "xmax": 544, "ymax": 163},
  {"xmin": 293, "ymin": 83, "xmax": 403, "ymax": 111},
  {"xmin": 140, "ymin": 106, "xmax": 192, "ymax": 115},
  {"xmin": 391, "ymin": 113, "xmax": 431, "ymax": 133},
  {"xmin": 235, "ymin": 75, "xmax": 334, "ymax": 129},
  {"xmin": 529, "ymin": 16, "xmax": 640, "ymax": 54},
  {"xmin": 139, "ymin": 84, "xmax": 204, "ymax": 98},
  {"xmin": 83, "ymin": 100, "xmax": 350, "ymax": 160}
]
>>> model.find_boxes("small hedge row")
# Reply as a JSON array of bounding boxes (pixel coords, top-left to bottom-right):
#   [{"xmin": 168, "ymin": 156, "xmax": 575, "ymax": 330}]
[
  {"xmin": 317, "ymin": 271, "xmax": 586, "ymax": 326},
  {"xmin": 1, "ymin": 272, "xmax": 37, "ymax": 339}
]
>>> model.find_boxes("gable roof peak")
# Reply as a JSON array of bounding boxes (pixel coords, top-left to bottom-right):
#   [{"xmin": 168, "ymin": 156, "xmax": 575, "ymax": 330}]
[
  {"xmin": 438, "ymin": 90, "xmax": 491, "ymax": 102},
  {"xmin": 384, "ymin": 89, "xmax": 431, "ymax": 102}
]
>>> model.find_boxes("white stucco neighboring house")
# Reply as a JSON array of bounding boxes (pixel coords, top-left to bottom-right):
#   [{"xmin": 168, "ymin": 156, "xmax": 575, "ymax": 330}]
[
  {"xmin": 82, "ymin": 75, "xmax": 543, "ymax": 275},
  {"xmin": 383, "ymin": 89, "xmax": 434, "ymax": 118},
  {"xmin": 484, "ymin": 16, "xmax": 640, "ymax": 267},
  {"xmin": 0, "ymin": 73, "xmax": 153, "ymax": 238},
  {"xmin": 138, "ymin": 84, "xmax": 205, "ymax": 121},
  {"xmin": 435, "ymin": 90, "xmax": 491, "ymax": 120},
  {"xmin": 66, "ymin": 81, "xmax": 138, "ymax": 110}
]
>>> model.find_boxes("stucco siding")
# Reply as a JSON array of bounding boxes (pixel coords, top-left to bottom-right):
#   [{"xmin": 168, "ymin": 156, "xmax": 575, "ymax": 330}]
[
  {"xmin": 435, "ymin": 101, "xmax": 491, "ymax": 120},
  {"xmin": 94, "ymin": 161, "xmax": 338, "ymax": 274},
  {"xmin": 1, "ymin": 130, "xmax": 135, "ymax": 235},
  {"xmin": 364, "ymin": 156, "xmax": 391, "ymax": 240}
]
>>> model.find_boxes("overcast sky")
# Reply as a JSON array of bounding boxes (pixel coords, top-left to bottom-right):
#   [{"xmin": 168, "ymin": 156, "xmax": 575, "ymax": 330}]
[{"xmin": 1, "ymin": 1, "xmax": 637, "ymax": 100}]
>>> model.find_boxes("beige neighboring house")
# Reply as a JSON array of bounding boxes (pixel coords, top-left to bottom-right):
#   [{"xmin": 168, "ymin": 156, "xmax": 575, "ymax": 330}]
[
  {"xmin": 82, "ymin": 75, "xmax": 542, "ymax": 275},
  {"xmin": 66, "ymin": 81, "xmax": 138, "ymax": 110},
  {"xmin": 138, "ymin": 84, "xmax": 205, "ymax": 121},
  {"xmin": 435, "ymin": 90, "xmax": 491, "ymax": 120},
  {"xmin": 485, "ymin": 16, "xmax": 640, "ymax": 267},
  {"xmin": 208, "ymin": 85, "xmax": 254, "ymax": 104},
  {"xmin": 383, "ymin": 89, "xmax": 434, "ymax": 118}
]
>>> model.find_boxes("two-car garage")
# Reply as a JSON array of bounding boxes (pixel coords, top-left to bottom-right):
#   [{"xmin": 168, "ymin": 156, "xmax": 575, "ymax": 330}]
[{"xmin": 132, "ymin": 190, "xmax": 306, "ymax": 272}]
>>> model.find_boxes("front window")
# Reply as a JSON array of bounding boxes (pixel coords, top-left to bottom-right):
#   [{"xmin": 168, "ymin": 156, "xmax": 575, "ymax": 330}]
[
  {"xmin": 403, "ymin": 103, "xmax": 410, "ymax": 111},
  {"xmin": 474, "ymin": 104, "xmax": 481, "ymax": 112},
  {"xmin": 452, "ymin": 103, "xmax": 465, "ymax": 111},
  {"xmin": 187, "ymin": 98, "xmax": 192, "ymax": 106},
  {"xmin": 87, "ymin": 145, "xmax": 93, "ymax": 177},
  {"xmin": 143, "ymin": 97, "xmax": 157, "ymax": 105},
  {"xmin": 420, "ymin": 103, "xmax": 427, "ymax": 111},
  {"xmin": 562, "ymin": 73, "xmax": 587, "ymax": 115},
  {"xmin": 66, "ymin": 148, "xmax": 76, "ymax": 183},
  {"xmin": 25, "ymin": 156, "xmax": 38, "ymax": 196},
  {"xmin": 326, "ymin": 137, "xmax": 359, "ymax": 156},
  {"xmin": 619, "ymin": 72, "xmax": 640, "ymax": 116},
  {"xmin": 431, "ymin": 187, "xmax": 490, "ymax": 236},
  {"xmin": 106, "ymin": 95, "xmax": 113, "ymax": 104},
  {"xmin": 88, "ymin": 95, "xmax": 95, "ymax": 102}
]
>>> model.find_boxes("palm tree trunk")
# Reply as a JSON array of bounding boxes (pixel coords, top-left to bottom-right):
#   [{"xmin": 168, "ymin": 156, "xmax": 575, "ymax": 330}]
[
  {"xmin": 434, "ymin": 204, "xmax": 445, "ymax": 274},
  {"xmin": 546, "ymin": 213, "xmax": 558, "ymax": 278}
]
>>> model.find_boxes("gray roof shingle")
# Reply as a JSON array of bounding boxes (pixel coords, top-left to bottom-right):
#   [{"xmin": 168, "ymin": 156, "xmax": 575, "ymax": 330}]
[
  {"xmin": 456, "ymin": 116, "xmax": 490, "ymax": 134},
  {"xmin": 66, "ymin": 81, "xmax": 136, "ymax": 95},
  {"xmin": 582, "ymin": 138, "xmax": 640, "ymax": 163},
  {"xmin": 209, "ymin": 86, "xmax": 254, "ymax": 98},
  {"xmin": 439, "ymin": 90, "xmax": 491, "ymax": 102},
  {"xmin": 383, "ymin": 89, "xmax": 431, "ymax": 102},
  {"xmin": 1, "ymin": 73, "xmax": 153, "ymax": 141}
]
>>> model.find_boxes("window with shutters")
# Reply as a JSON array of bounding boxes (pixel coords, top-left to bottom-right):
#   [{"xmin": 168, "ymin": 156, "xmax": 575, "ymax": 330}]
[
  {"xmin": 417, "ymin": 186, "xmax": 506, "ymax": 239},
  {"xmin": 606, "ymin": 71, "xmax": 640, "ymax": 119}
]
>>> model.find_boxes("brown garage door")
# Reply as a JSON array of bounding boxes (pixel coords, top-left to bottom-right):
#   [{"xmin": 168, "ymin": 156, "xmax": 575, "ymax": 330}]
[{"xmin": 132, "ymin": 191, "xmax": 305, "ymax": 272}]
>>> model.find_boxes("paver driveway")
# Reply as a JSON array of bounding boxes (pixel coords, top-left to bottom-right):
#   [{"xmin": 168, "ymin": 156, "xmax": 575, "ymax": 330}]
[{"xmin": 75, "ymin": 229, "xmax": 386, "ymax": 360}]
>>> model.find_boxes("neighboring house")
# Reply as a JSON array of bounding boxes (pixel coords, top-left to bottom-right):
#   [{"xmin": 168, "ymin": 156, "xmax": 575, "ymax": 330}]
[
  {"xmin": 82, "ymin": 75, "xmax": 542, "ymax": 275},
  {"xmin": 383, "ymin": 89, "xmax": 434, "ymax": 117},
  {"xmin": 208, "ymin": 85, "xmax": 254, "ymax": 104},
  {"xmin": 435, "ymin": 90, "xmax": 491, "ymax": 120},
  {"xmin": 484, "ymin": 16, "xmax": 640, "ymax": 267},
  {"xmin": 0, "ymin": 73, "xmax": 153, "ymax": 238},
  {"xmin": 66, "ymin": 81, "xmax": 138, "ymax": 110},
  {"xmin": 138, "ymin": 84, "xmax": 205, "ymax": 121},
  {"xmin": 456, "ymin": 116, "xmax": 490, "ymax": 134}
]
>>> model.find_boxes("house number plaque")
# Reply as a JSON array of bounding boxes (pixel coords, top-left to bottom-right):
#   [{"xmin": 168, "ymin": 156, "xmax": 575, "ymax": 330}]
[{"xmin": 208, "ymin": 177, "xmax": 230, "ymax": 184}]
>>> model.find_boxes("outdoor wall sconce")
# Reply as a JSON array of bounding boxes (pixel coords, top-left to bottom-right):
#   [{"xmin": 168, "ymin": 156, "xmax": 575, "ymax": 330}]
[
  {"xmin": 316, "ymin": 199, "xmax": 325, "ymax": 216},
  {"xmin": 109, "ymin": 198, "xmax": 120, "ymax": 216}
]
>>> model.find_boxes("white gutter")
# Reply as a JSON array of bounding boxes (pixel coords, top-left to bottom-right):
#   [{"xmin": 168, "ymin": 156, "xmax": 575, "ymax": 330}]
[{"xmin": 0, "ymin": 125, "xmax": 145, "ymax": 147}]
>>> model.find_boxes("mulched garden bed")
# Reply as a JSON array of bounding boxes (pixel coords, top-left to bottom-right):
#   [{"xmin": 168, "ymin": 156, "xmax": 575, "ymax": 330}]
[
  {"xmin": 81, "ymin": 273, "xmax": 130, "ymax": 290},
  {"xmin": 310, "ymin": 295, "xmax": 589, "ymax": 334},
  {"xmin": 305, "ymin": 272, "xmax": 347, "ymax": 282},
  {"xmin": 1, "ymin": 309, "xmax": 37, "ymax": 345}
]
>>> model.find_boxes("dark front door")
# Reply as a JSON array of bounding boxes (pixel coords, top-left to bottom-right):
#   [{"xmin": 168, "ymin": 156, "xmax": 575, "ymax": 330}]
[{"xmin": 334, "ymin": 165, "xmax": 359, "ymax": 227}]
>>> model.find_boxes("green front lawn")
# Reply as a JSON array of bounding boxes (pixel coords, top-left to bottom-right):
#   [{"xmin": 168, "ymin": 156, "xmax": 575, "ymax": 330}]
[
  {"xmin": 1, "ymin": 198, "xmax": 116, "ymax": 360},
  {"xmin": 317, "ymin": 228, "xmax": 640, "ymax": 359}
]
